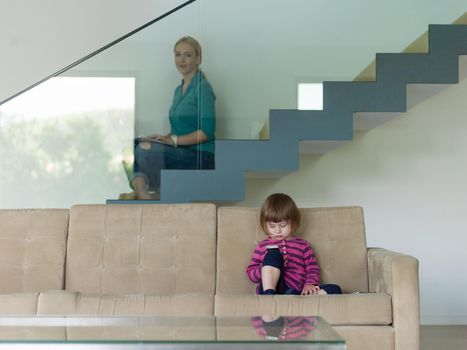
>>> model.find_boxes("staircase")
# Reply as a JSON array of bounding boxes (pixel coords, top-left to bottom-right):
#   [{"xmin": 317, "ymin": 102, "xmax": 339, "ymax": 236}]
[{"xmin": 110, "ymin": 23, "xmax": 467, "ymax": 204}]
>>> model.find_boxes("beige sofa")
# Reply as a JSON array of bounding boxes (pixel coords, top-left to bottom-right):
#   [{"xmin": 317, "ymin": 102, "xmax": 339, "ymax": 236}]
[{"xmin": 0, "ymin": 204, "xmax": 419, "ymax": 350}]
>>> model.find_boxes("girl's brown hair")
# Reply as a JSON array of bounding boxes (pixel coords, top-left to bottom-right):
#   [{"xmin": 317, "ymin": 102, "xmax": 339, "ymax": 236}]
[{"xmin": 260, "ymin": 193, "xmax": 301, "ymax": 234}]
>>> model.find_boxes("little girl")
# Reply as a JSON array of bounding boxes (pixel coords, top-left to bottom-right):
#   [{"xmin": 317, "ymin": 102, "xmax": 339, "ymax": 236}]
[{"xmin": 246, "ymin": 193, "xmax": 342, "ymax": 295}]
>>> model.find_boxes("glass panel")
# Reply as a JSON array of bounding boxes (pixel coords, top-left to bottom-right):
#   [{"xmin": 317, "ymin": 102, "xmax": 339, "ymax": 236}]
[
  {"xmin": 0, "ymin": 1, "xmax": 203, "ymax": 206},
  {"xmin": 59, "ymin": 2, "xmax": 207, "ymax": 202},
  {"xmin": 0, "ymin": 76, "xmax": 135, "ymax": 207},
  {"xmin": 1, "ymin": 0, "xmax": 465, "ymax": 205}
]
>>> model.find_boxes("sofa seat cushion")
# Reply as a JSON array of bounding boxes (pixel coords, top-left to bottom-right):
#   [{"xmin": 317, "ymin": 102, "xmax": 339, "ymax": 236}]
[
  {"xmin": 215, "ymin": 293, "xmax": 392, "ymax": 326},
  {"xmin": 65, "ymin": 322, "xmax": 216, "ymax": 342},
  {"xmin": 0, "ymin": 292, "xmax": 61, "ymax": 340},
  {"xmin": 334, "ymin": 326, "xmax": 395, "ymax": 350},
  {"xmin": 0, "ymin": 292, "xmax": 39, "ymax": 315},
  {"xmin": 37, "ymin": 290, "xmax": 213, "ymax": 316},
  {"xmin": 0, "ymin": 324, "xmax": 66, "ymax": 341}
]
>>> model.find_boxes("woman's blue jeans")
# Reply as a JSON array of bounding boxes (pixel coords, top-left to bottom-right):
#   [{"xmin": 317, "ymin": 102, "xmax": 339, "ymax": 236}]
[{"xmin": 132, "ymin": 141, "xmax": 215, "ymax": 192}]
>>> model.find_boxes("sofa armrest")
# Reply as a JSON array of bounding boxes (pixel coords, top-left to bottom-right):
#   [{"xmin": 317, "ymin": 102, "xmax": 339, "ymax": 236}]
[{"xmin": 367, "ymin": 247, "xmax": 420, "ymax": 350}]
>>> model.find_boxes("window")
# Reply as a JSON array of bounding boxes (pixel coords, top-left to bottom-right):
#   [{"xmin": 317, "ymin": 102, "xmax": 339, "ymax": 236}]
[
  {"xmin": 0, "ymin": 77, "xmax": 135, "ymax": 207},
  {"xmin": 298, "ymin": 83, "xmax": 323, "ymax": 110}
]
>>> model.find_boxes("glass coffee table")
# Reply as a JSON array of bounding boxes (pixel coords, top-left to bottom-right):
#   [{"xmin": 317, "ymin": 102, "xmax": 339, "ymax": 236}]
[{"xmin": 0, "ymin": 316, "xmax": 346, "ymax": 349}]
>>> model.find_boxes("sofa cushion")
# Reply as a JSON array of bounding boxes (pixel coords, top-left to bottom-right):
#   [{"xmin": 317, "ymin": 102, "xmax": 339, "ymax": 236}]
[
  {"xmin": 0, "ymin": 324, "xmax": 66, "ymax": 341},
  {"xmin": 215, "ymin": 293, "xmax": 392, "ymax": 326},
  {"xmin": 0, "ymin": 209, "xmax": 69, "ymax": 293},
  {"xmin": 65, "ymin": 322, "xmax": 216, "ymax": 342},
  {"xmin": 66, "ymin": 204, "xmax": 216, "ymax": 295},
  {"xmin": 217, "ymin": 206, "xmax": 369, "ymax": 294},
  {"xmin": 0, "ymin": 292, "xmax": 39, "ymax": 315},
  {"xmin": 215, "ymin": 316, "xmax": 320, "ymax": 341},
  {"xmin": 333, "ymin": 326, "xmax": 395, "ymax": 350},
  {"xmin": 37, "ymin": 290, "xmax": 213, "ymax": 316}
]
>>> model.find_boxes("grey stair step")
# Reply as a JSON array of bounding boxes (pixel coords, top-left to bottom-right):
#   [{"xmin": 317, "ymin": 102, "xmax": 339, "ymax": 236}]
[
  {"xmin": 428, "ymin": 25, "xmax": 467, "ymax": 54},
  {"xmin": 159, "ymin": 169, "xmax": 245, "ymax": 203},
  {"xmin": 323, "ymin": 81, "xmax": 407, "ymax": 112},
  {"xmin": 375, "ymin": 52, "xmax": 459, "ymax": 84},
  {"xmin": 214, "ymin": 139, "xmax": 299, "ymax": 172},
  {"xmin": 268, "ymin": 109, "xmax": 354, "ymax": 141}
]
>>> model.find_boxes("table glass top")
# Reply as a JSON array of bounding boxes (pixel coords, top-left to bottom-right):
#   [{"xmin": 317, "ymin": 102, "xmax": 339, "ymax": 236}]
[{"xmin": 0, "ymin": 316, "xmax": 345, "ymax": 345}]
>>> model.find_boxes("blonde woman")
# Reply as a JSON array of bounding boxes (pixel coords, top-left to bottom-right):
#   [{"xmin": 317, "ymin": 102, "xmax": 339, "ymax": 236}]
[{"xmin": 131, "ymin": 36, "xmax": 216, "ymax": 199}]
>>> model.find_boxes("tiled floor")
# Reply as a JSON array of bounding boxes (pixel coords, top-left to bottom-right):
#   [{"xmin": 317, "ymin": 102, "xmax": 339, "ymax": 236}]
[{"xmin": 421, "ymin": 326, "xmax": 467, "ymax": 350}]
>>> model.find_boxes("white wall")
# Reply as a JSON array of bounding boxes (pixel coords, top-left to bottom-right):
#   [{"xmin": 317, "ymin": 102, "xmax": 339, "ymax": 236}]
[
  {"xmin": 1, "ymin": 0, "xmax": 467, "ymax": 324},
  {"xmin": 200, "ymin": 0, "xmax": 467, "ymax": 137}
]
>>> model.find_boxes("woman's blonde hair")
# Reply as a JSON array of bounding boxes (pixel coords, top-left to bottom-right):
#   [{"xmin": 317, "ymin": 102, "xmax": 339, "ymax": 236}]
[
  {"xmin": 174, "ymin": 36, "xmax": 202, "ymax": 63},
  {"xmin": 260, "ymin": 193, "xmax": 301, "ymax": 234}
]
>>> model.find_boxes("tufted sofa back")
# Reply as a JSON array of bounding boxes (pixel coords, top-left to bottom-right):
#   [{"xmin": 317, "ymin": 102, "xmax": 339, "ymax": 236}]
[
  {"xmin": 65, "ymin": 204, "xmax": 217, "ymax": 295},
  {"xmin": 0, "ymin": 209, "xmax": 69, "ymax": 294}
]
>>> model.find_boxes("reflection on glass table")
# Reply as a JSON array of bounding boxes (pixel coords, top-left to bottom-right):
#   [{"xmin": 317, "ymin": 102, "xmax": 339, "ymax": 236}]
[
  {"xmin": 0, "ymin": 316, "xmax": 346, "ymax": 349},
  {"xmin": 251, "ymin": 316, "xmax": 316, "ymax": 341}
]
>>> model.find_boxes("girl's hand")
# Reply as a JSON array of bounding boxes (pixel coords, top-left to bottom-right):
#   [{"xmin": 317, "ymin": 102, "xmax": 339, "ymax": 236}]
[{"xmin": 301, "ymin": 284, "xmax": 320, "ymax": 295}]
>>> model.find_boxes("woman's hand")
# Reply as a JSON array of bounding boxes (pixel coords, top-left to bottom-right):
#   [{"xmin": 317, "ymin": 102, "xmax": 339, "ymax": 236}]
[
  {"xmin": 139, "ymin": 134, "xmax": 177, "ymax": 146},
  {"xmin": 139, "ymin": 134, "xmax": 165, "ymax": 142},
  {"xmin": 154, "ymin": 134, "xmax": 173, "ymax": 145},
  {"xmin": 140, "ymin": 130, "xmax": 208, "ymax": 147},
  {"xmin": 301, "ymin": 284, "xmax": 321, "ymax": 295}
]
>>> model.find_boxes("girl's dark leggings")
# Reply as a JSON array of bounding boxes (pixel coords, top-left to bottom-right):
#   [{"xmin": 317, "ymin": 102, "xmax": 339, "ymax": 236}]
[{"xmin": 260, "ymin": 248, "xmax": 342, "ymax": 295}]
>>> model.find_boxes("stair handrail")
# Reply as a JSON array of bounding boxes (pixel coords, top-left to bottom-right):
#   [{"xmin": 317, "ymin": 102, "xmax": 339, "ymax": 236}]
[{"xmin": 0, "ymin": 0, "xmax": 197, "ymax": 106}]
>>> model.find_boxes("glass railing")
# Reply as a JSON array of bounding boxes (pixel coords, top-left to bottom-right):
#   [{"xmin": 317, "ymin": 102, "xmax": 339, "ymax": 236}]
[
  {"xmin": 0, "ymin": 0, "xmax": 465, "ymax": 206},
  {"xmin": 0, "ymin": 0, "xmax": 203, "ymax": 206}
]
